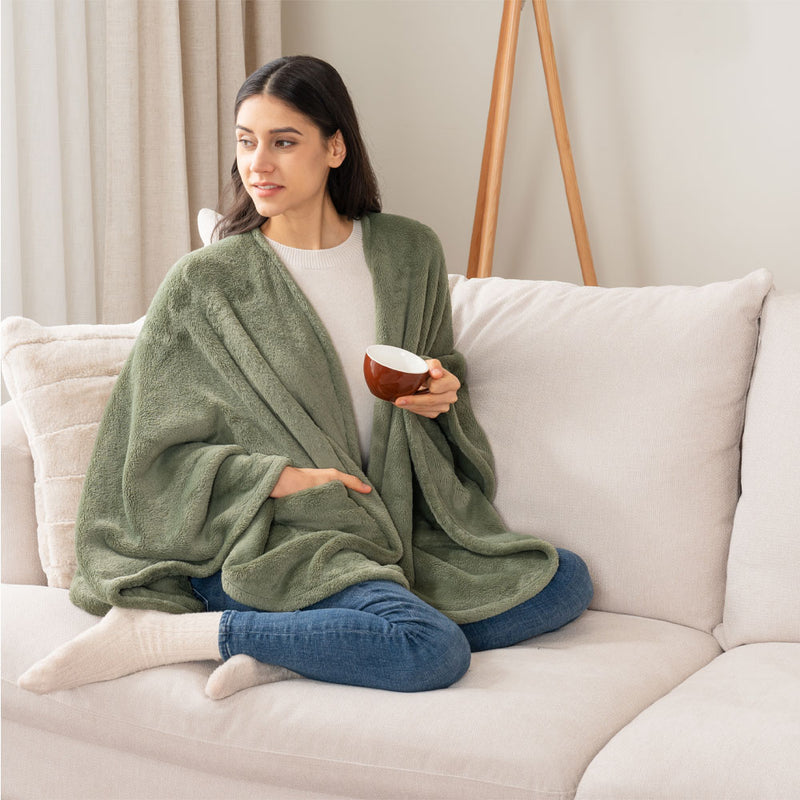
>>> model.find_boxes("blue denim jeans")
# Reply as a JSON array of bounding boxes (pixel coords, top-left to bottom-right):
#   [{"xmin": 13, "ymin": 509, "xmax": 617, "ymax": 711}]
[{"xmin": 190, "ymin": 548, "xmax": 592, "ymax": 692}]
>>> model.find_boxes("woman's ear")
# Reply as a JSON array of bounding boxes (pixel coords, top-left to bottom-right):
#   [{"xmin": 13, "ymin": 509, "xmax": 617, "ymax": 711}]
[{"xmin": 328, "ymin": 130, "xmax": 347, "ymax": 168}]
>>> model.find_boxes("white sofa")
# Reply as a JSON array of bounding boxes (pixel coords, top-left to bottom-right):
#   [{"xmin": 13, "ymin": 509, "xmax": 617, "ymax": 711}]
[{"xmin": 2, "ymin": 266, "xmax": 799, "ymax": 800}]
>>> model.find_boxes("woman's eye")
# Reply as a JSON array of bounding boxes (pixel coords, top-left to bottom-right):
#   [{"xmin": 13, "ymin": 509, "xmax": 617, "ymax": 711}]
[
  {"xmin": 237, "ymin": 138, "xmax": 255, "ymax": 148},
  {"xmin": 275, "ymin": 139, "xmax": 296, "ymax": 149}
]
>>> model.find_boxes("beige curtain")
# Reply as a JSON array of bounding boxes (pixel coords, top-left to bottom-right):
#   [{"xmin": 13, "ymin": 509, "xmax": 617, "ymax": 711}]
[{"xmin": 2, "ymin": 0, "xmax": 280, "ymax": 325}]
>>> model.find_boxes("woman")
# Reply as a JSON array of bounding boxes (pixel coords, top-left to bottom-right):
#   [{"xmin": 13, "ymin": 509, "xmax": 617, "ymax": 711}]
[{"xmin": 19, "ymin": 56, "xmax": 592, "ymax": 699}]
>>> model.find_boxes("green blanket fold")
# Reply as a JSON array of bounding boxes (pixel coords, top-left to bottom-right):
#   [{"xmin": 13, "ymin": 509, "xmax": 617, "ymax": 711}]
[{"xmin": 70, "ymin": 213, "xmax": 558, "ymax": 623}]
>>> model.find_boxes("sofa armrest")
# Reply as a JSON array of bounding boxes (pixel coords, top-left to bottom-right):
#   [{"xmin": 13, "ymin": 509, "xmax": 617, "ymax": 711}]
[{"xmin": 2, "ymin": 400, "xmax": 46, "ymax": 585}]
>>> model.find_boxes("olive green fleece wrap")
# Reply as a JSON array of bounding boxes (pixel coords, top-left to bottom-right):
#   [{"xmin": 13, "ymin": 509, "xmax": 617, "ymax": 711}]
[{"xmin": 69, "ymin": 213, "xmax": 558, "ymax": 623}]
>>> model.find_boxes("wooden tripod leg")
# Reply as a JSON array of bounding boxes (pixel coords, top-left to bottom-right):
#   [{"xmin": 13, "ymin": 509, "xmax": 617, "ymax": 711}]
[
  {"xmin": 532, "ymin": 0, "xmax": 597, "ymax": 286},
  {"xmin": 467, "ymin": 0, "xmax": 524, "ymax": 279}
]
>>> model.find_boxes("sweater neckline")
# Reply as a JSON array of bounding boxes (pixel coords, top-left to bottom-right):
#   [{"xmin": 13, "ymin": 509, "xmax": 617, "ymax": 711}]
[{"xmin": 264, "ymin": 220, "xmax": 362, "ymax": 270}]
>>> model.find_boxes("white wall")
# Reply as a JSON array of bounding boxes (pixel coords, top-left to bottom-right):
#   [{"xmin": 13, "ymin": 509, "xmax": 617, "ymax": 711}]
[{"xmin": 282, "ymin": 0, "xmax": 800, "ymax": 290}]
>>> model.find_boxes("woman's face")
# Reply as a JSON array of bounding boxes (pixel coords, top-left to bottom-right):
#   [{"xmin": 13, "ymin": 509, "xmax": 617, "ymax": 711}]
[{"xmin": 235, "ymin": 93, "xmax": 345, "ymax": 224}]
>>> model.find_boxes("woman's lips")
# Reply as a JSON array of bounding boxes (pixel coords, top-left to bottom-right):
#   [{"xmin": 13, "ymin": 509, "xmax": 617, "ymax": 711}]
[{"xmin": 252, "ymin": 183, "xmax": 283, "ymax": 197}]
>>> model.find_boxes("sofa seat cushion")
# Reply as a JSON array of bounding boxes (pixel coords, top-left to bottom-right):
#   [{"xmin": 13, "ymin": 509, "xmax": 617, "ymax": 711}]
[
  {"xmin": 575, "ymin": 643, "xmax": 800, "ymax": 800},
  {"xmin": 2, "ymin": 585, "xmax": 720, "ymax": 800}
]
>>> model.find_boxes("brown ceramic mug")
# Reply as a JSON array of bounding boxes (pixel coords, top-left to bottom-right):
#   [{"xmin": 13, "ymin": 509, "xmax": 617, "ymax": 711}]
[{"xmin": 363, "ymin": 345, "xmax": 430, "ymax": 402}]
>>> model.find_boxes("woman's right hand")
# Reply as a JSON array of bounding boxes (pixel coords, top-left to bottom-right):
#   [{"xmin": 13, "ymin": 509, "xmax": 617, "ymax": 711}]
[{"xmin": 270, "ymin": 466, "xmax": 372, "ymax": 498}]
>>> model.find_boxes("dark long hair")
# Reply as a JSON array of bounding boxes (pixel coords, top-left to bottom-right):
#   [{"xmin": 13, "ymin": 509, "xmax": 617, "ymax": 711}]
[{"xmin": 215, "ymin": 56, "xmax": 381, "ymax": 240}]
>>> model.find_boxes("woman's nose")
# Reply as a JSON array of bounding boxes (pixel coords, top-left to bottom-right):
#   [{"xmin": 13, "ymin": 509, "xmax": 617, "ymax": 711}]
[{"xmin": 250, "ymin": 146, "xmax": 274, "ymax": 174}]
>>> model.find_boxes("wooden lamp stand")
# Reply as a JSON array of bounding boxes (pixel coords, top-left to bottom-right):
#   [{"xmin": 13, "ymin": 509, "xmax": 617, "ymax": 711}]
[{"xmin": 467, "ymin": 0, "xmax": 598, "ymax": 285}]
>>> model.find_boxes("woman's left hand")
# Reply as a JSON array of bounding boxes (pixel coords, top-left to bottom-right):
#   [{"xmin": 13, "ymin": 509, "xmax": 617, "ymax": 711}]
[{"xmin": 395, "ymin": 359, "xmax": 460, "ymax": 419}]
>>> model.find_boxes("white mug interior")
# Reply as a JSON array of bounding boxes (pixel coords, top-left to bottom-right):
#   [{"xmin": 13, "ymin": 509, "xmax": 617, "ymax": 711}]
[{"xmin": 366, "ymin": 345, "xmax": 428, "ymax": 374}]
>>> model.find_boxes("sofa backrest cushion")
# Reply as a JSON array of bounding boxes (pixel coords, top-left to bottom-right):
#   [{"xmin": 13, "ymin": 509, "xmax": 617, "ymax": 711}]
[
  {"xmin": 715, "ymin": 291, "xmax": 800, "ymax": 648},
  {"xmin": 450, "ymin": 270, "xmax": 772, "ymax": 632},
  {"xmin": 1, "ymin": 316, "xmax": 143, "ymax": 588}
]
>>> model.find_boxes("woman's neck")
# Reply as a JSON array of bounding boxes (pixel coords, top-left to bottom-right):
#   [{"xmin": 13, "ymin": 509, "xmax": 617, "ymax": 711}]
[{"xmin": 261, "ymin": 197, "xmax": 352, "ymax": 250}]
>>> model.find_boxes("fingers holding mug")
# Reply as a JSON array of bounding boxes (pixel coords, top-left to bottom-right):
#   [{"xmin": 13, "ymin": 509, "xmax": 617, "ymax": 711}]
[{"xmin": 396, "ymin": 359, "xmax": 460, "ymax": 418}]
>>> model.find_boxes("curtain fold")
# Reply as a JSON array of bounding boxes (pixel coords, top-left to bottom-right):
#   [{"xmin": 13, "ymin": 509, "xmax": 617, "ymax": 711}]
[{"xmin": 2, "ymin": 0, "xmax": 281, "ymax": 325}]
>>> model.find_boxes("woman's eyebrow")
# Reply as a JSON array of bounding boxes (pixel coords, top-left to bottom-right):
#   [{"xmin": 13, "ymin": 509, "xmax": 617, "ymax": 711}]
[{"xmin": 235, "ymin": 124, "xmax": 303, "ymax": 135}]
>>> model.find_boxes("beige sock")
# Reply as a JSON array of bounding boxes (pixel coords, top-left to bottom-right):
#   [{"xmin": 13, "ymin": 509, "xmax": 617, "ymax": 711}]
[
  {"xmin": 18, "ymin": 606, "xmax": 223, "ymax": 694},
  {"xmin": 205, "ymin": 654, "xmax": 301, "ymax": 700}
]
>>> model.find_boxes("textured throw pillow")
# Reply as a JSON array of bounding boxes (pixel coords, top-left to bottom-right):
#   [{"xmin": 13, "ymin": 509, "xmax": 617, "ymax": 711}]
[
  {"xmin": 449, "ymin": 270, "xmax": 772, "ymax": 632},
  {"xmin": 715, "ymin": 291, "xmax": 800, "ymax": 648},
  {"xmin": 1, "ymin": 316, "xmax": 144, "ymax": 587}
]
